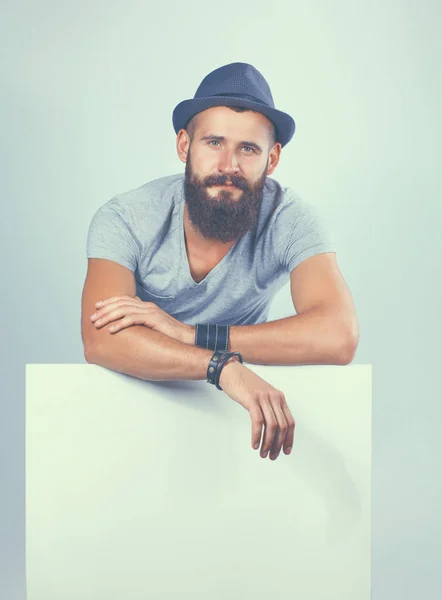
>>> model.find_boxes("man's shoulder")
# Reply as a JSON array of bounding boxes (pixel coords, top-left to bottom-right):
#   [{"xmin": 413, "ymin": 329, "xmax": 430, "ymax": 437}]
[
  {"xmin": 263, "ymin": 177, "xmax": 309, "ymax": 222},
  {"xmin": 88, "ymin": 173, "xmax": 184, "ymax": 239},
  {"xmin": 109, "ymin": 173, "xmax": 184, "ymax": 210}
]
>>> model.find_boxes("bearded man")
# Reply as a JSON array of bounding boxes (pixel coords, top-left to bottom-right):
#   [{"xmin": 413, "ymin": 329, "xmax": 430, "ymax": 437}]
[{"xmin": 82, "ymin": 62, "xmax": 359, "ymax": 462}]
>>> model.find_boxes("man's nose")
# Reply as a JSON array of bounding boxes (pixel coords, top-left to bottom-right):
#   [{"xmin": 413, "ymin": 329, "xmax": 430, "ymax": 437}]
[{"xmin": 217, "ymin": 149, "xmax": 240, "ymax": 173}]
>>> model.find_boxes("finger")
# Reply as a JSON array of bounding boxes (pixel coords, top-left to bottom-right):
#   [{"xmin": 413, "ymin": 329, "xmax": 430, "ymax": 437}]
[
  {"xmin": 93, "ymin": 309, "xmax": 146, "ymax": 329},
  {"xmin": 109, "ymin": 314, "xmax": 157, "ymax": 333},
  {"xmin": 95, "ymin": 295, "xmax": 137, "ymax": 308},
  {"xmin": 258, "ymin": 397, "xmax": 278, "ymax": 458},
  {"xmin": 268, "ymin": 397, "xmax": 289, "ymax": 460},
  {"xmin": 93, "ymin": 301, "xmax": 148, "ymax": 322},
  {"xmin": 95, "ymin": 299, "xmax": 156, "ymax": 318},
  {"xmin": 108, "ymin": 317, "xmax": 135, "ymax": 333},
  {"xmin": 280, "ymin": 400, "xmax": 295, "ymax": 454},
  {"xmin": 96, "ymin": 299, "xmax": 140, "ymax": 314},
  {"xmin": 91, "ymin": 300, "xmax": 139, "ymax": 322},
  {"xmin": 248, "ymin": 403, "xmax": 265, "ymax": 451}
]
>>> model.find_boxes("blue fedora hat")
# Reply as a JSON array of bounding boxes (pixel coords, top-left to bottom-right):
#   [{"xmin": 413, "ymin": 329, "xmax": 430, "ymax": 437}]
[{"xmin": 172, "ymin": 62, "xmax": 296, "ymax": 148}]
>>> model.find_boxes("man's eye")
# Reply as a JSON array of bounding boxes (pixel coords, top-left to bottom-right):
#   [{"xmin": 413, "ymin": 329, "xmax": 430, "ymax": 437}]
[
  {"xmin": 209, "ymin": 140, "xmax": 220, "ymax": 146},
  {"xmin": 243, "ymin": 146, "xmax": 254, "ymax": 153}
]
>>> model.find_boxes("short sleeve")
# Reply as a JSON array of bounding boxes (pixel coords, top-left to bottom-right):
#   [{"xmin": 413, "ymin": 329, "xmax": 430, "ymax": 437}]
[
  {"xmin": 273, "ymin": 194, "xmax": 336, "ymax": 273},
  {"xmin": 86, "ymin": 203, "xmax": 140, "ymax": 272}
]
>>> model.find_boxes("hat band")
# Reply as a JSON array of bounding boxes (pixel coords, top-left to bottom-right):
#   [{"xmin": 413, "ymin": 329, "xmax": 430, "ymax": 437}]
[{"xmin": 204, "ymin": 92, "xmax": 270, "ymax": 107}]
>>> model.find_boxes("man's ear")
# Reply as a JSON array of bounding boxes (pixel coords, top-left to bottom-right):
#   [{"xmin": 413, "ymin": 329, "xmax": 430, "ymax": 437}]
[
  {"xmin": 266, "ymin": 142, "xmax": 282, "ymax": 176},
  {"xmin": 176, "ymin": 129, "xmax": 190, "ymax": 164}
]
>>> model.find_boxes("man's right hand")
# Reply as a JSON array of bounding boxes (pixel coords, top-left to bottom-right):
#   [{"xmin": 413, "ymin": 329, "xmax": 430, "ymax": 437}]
[{"xmin": 218, "ymin": 359, "xmax": 295, "ymax": 460}]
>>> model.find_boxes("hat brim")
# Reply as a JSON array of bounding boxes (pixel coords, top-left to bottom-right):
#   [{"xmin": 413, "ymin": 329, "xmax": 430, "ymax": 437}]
[{"xmin": 172, "ymin": 96, "xmax": 295, "ymax": 148}]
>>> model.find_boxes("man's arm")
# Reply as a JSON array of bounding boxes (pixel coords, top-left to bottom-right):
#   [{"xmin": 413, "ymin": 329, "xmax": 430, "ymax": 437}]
[
  {"xmin": 82, "ymin": 258, "xmax": 215, "ymax": 380},
  {"xmin": 83, "ymin": 258, "xmax": 296, "ymax": 460},
  {"xmin": 194, "ymin": 253, "xmax": 359, "ymax": 366}
]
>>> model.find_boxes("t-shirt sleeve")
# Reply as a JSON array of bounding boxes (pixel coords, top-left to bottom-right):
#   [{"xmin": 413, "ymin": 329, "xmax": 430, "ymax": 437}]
[
  {"xmin": 273, "ymin": 194, "xmax": 336, "ymax": 273},
  {"xmin": 86, "ymin": 203, "xmax": 140, "ymax": 272}
]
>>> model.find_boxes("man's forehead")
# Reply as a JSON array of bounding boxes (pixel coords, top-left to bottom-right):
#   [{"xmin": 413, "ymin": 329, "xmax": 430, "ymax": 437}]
[{"xmin": 195, "ymin": 106, "xmax": 273, "ymax": 138}]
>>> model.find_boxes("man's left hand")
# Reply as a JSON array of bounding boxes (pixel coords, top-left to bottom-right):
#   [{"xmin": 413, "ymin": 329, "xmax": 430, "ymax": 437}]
[{"xmin": 90, "ymin": 295, "xmax": 194, "ymax": 345}]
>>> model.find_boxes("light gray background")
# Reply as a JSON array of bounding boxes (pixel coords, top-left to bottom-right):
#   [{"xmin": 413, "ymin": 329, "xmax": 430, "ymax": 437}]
[{"xmin": 1, "ymin": 1, "xmax": 441, "ymax": 598}]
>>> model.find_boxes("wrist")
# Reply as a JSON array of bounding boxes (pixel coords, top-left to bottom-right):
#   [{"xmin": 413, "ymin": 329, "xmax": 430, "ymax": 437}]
[
  {"xmin": 182, "ymin": 324, "xmax": 196, "ymax": 345},
  {"xmin": 218, "ymin": 356, "xmax": 243, "ymax": 385}
]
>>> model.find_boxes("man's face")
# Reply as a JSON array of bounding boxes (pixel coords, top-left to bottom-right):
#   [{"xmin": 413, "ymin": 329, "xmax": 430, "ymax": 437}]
[{"xmin": 183, "ymin": 106, "xmax": 275, "ymax": 243}]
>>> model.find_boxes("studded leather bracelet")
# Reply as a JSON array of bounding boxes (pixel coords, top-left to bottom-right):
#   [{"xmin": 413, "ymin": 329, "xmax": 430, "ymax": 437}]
[{"xmin": 206, "ymin": 350, "xmax": 243, "ymax": 391}]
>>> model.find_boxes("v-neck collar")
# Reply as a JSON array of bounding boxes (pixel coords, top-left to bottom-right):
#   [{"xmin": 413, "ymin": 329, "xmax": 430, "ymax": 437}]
[{"xmin": 178, "ymin": 181, "xmax": 240, "ymax": 287}]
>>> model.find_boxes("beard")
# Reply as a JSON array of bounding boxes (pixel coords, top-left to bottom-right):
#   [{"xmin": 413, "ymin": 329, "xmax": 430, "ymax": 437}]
[{"xmin": 183, "ymin": 150, "xmax": 268, "ymax": 243}]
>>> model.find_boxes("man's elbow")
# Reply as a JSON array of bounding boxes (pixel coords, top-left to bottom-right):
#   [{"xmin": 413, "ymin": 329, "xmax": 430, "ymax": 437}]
[
  {"xmin": 84, "ymin": 345, "xmax": 97, "ymax": 364},
  {"xmin": 83, "ymin": 338, "xmax": 102, "ymax": 365},
  {"xmin": 336, "ymin": 319, "xmax": 359, "ymax": 365},
  {"xmin": 82, "ymin": 324, "xmax": 108, "ymax": 364}
]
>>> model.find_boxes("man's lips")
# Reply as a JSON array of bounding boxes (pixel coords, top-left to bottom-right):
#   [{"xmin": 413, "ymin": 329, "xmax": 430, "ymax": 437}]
[{"xmin": 211, "ymin": 183, "xmax": 238, "ymax": 188}]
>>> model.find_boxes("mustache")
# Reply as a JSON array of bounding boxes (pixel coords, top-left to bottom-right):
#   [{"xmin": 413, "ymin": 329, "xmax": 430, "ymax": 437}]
[{"xmin": 202, "ymin": 175, "xmax": 248, "ymax": 190}]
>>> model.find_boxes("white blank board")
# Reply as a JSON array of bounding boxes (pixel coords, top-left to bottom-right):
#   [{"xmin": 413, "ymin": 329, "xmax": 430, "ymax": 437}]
[{"xmin": 26, "ymin": 363, "xmax": 371, "ymax": 600}]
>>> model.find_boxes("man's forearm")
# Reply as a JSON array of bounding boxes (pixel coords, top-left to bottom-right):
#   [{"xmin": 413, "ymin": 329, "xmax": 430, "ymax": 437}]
[
  {"xmin": 231, "ymin": 307, "xmax": 359, "ymax": 365},
  {"xmin": 86, "ymin": 304, "xmax": 358, "ymax": 376},
  {"xmin": 185, "ymin": 307, "xmax": 359, "ymax": 366},
  {"xmin": 85, "ymin": 322, "xmax": 215, "ymax": 381}
]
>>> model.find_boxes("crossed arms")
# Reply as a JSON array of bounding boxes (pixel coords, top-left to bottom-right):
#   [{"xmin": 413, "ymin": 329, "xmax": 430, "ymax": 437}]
[
  {"xmin": 81, "ymin": 252, "xmax": 359, "ymax": 377},
  {"xmin": 82, "ymin": 253, "xmax": 358, "ymax": 460}
]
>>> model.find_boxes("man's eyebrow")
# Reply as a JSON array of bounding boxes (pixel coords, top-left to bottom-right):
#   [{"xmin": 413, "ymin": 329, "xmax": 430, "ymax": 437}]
[{"xmin": 200, "ymin": 135, "xmax": 263, "ymax": 152}]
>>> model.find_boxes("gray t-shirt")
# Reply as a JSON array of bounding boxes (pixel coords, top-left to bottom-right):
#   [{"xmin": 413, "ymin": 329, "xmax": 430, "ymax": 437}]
[{"xmin": 86, "ymin": 173, "xmax": 336, "ymax": 325}]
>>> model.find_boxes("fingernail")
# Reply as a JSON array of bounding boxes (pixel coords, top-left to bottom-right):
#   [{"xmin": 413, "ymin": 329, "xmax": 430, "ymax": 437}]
[
  {"xmin": 90, "ymin": 314, "xmax": 96, "ymax": 320},
  {"xmin": 270, "ymin": 454, "xmax": 278, "ymax": 460},
  {"xmin": 253, "ymin": 443, "xmax": 259, "ymax": 449},
  {"xmin": 263, "ymin": 451, "xmax": 268, "ymax": 458},
  {"xmin": 286, "ymin": 447, "xmax": 292, "ymax": 454},
  {"xmin": 95, "ymin": 301, "xmax": 102, "ymax": 306}
]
